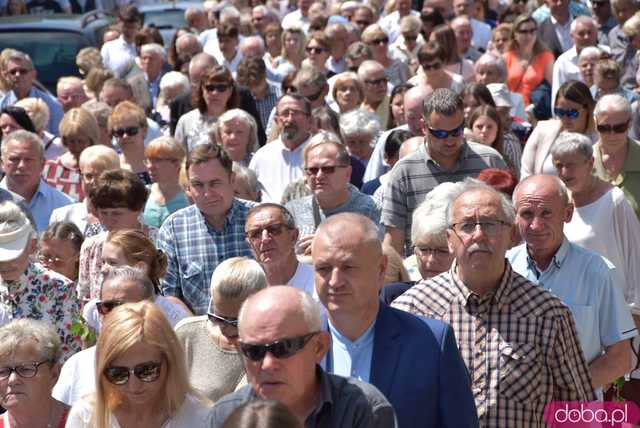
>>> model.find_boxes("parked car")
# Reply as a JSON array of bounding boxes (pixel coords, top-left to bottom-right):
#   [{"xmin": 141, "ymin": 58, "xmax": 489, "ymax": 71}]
[{"xmin": 139, "ymin": 1, "xmax": 201, "ymax": 46}]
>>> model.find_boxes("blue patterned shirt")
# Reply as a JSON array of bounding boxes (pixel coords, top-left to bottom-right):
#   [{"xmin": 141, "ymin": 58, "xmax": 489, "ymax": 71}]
[{"xmin": 156, "ymin": 199, "xmax": 256, "ymax": 314}]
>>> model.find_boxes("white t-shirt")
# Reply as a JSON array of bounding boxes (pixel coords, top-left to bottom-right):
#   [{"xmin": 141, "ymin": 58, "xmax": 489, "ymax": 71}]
[
  {"xmin": 289, "ymin": 261, "xmax": 318, "ymax": 300},
  {"xmin": 52, "ymin": 346, "xmax": 96, "ymax": 406}
]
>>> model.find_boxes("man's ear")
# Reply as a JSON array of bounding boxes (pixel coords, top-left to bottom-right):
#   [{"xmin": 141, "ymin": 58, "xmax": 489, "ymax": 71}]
[{"xmin": 314, "ymin": 331, "xmax": 331, "ymax": 363}]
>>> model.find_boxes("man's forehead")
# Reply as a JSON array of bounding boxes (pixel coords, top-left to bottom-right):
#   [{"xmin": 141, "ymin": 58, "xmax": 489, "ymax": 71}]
[
  {"xmin": 247, "ymin": 207, "xmax": 284, "ymax": 227},
  {"xmin": 277, "ymin": 97, "xmax": 303, "ymax": 110},
  {"xmin": 453, "ymin": 190, "xmax": 502, "ymax": 214}
]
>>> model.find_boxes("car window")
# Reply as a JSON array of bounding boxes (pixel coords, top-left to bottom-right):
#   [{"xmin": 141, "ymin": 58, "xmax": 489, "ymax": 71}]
[{"xmin": 143, "ymin": 10, "xmax": 187, "ymax": 29}]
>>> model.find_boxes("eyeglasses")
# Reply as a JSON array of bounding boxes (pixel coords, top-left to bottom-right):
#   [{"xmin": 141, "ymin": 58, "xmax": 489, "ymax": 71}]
[
  {"xmin": 96, "ymin": 299, "xmax": 125, "ymax": 315},
  {"xmin": 422, "ymin": 61, "xmax": 442, "ymax": 71},
  {"xmin": 204, "ymin": 83, "xmax": 230, "ymax": 93},
  {"xmin": 364, "ymin": 77, "xmax": 387, "ymax": 86},
  {"xmin": 596, "ymin": 121, "xmax": 629, "ymax": 133},
  {"xmin": 415, "ymin": 246, "xmax": 450, "ymax": 258},
  {"xmin": 6, "ymin": 67, "xmax": 31, "ymax": 76},
  {"xmin": 554, "ymin": 107, "xmax": 580, "ymax": 119},
  {"xmin": 239, "ymin": 332, "xmax": 318, "ymax": 361},
  {"xmin": 245, "ymin": 223, "xmax": 290, "ymax": 241},
  {"xmin": 427, "ymin": 123, "xmax": 465, "ymax": 139},
  {"xmin": 104, "ymin": 361, "xmax": 163, "ymax": 385},
  {"xmin": 517, "ymin": 27, "xmax": 537, "ymax": 34},
  {"xmin": 305, "ymin": 165, "xmax": 348, "ymax": 175},
  {"xmin": 368, "ymin": 37, "xmax": 389, "ymax": 45},
  {"xmin": 305, "ymin": 46, "xmax": 325, "ymax": 54},
  {"xmin": 450, "ymin": 220, "xmax": 510, "ymax": 237},
  {"xmin": 112, "ymin": 127, "xmax": 140, "ymax": 138},
  {"xmin": 207, "ymin": 312, "xmax": 239, "ymax": 327},
  {"xmin": 0, "ymin": 360, "xmax": 51, "ymax": 379},
  {"xmin": 277, "ymin": 108, "xmax": 308, "ymax": 118}
]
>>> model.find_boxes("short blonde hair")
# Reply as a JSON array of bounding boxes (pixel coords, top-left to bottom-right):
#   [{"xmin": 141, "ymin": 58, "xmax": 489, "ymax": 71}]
[
  {"xmin": 361, "ymin": 23, "xmax": 387, "ymax": 44},
  {"xmin": 331, "ymin": 72, "xmax": 364, "ymax": 104},
  {"xmin": 59, "ymin": 108, "xmax": 99, "ymax": 146},
  {"xmin": 623, "ymin": 10, "xmax": 640, "ymax": 39},
  {"xmin": 210, "ymin": 257, "xmax": 266, "ymax": 303},
  {"xmin": 108, "ymin": 100, "xmax": 147, "ymax": 132},
  {"xmin": 15, "ymin": 97, "xmax": 49, "ymax": 133},
  {"xmin": 78, "ymin": 145, "xmax": 120, "ymax": 171}
]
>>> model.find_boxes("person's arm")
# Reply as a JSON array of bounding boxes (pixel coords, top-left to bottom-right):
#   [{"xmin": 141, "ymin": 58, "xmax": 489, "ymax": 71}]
[
  {"xmin": 384, "ymin": 227, "xmax": 405, "ymax": 257},
  {"xmin": 543, "ymin": 53, "xmax": 554, "ymax": 86},
  {"xmin": 156, "ymin": 222, "xmax": 183, "ymax": 301},
  {"xmin": 588, "ymin": 340, "xmax": 631, "ymax": 389}
]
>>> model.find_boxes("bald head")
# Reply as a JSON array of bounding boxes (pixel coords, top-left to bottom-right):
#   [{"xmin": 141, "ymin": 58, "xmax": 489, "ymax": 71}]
[
  {"xmin": 188, "ymin": 53, "xmax": 217, "ymax": 83},
  {"xmin": 513, "ymin": 175, "xmax": 570, "ymax": 208},
  {"xmin": 404, "ymin": 86, "xmax": 430, "ymax": 135},
  {"xmin": 314, "ymin": 213, "xmax": 381, "ymax": 255}
]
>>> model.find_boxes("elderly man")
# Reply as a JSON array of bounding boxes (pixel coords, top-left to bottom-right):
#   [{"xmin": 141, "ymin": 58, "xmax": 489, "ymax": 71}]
[
  {"xmin": 251, "ymin": 5, "xmax": 277, "ymax": 35},
  {"xmin": 137, "ymin": 43, "xmax": 166, "ymax": 109},
  {"xmin": 474, "ymin": 54, "xmax": 527, "ymax": 120},
  {"xmin": 0, "ymin": 131, "xmax": 73, "ymax": 232},
  {"xmin": 245, "ymin": 203, "xmax": 315, "ymax": 296},
  {"xmin": 538, "ymin": 0, "xmax": 576, "ymax": 58},
  {"xmin": 358, "ymin": 61, "xmax": 390, "ymax": 128},
  {"xmin": 156, "ymin": 143, "xmax": 256, "ymax": 315},
  {"xmin": 100, "ymin": 5, "xmax": 142, "ymax": 77},
  {"xmin": 608, "ymin": 0, "xmax": 639, "ymax": 89},
  {"xmin": 451, "ymin": 16, "xmax": 482, "ymax": 61},
  {"xmin": 0, "ymin": 50, "xmax": 64, "ymax": 136},
  {"xmin": 206, "ymin": 286, "xmax": 397, "ymax": 427},
  {"xmin": 382, "ymin": 88, "xmax": 506, "ymax": 255},
  {"xmin": 249, "ymin": 94, "xmax": 312, "ymax": 203},
  {"xmin": 452, "ymin": 0, "xmax": 491, "ymax": 49},
  {"xmin": 392, "ymin": 179, "xmax": 595, "ymax": 425},
  {"xmin": 175, "ymin": 33, "xmax": 203, "ymax": 72},
  {"xmin": 56, "ymin": 76, "xmax": 88, "ymax": 112},
  {"xmin": 507, "ymin": 175, "xmax": 636, "ymax": 394},
  {"xmin": 52, "ymin": 265, "xmax": 156, "ymax": 405},
  {"xmin": 313, "ymin": 213, "xmax": 478, "ymax": 427},
  {"xmin": 286, "ymin": 133, "xmax": 381, "ymax": 255}
]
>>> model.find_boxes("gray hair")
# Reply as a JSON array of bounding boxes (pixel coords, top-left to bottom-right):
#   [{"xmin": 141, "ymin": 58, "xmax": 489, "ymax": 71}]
[
  {"xmin": 210, "ymin": 257, "xmax": 267, "ymax": 302},
  {"xmin": 140, "ymin": 43, "xmax": 166, "ymax": 61},
  {"xmin": 102, "ymin": 265, "xmax": 155, "ymax": 300},
  {"xmin": 339, "ymin": 108, "xmax": 381, "ymax": 140},
  {"xmin": 176, "ymin": 33, "xmax": 200, "ymax": 51},
  {"xmin": 293, "ymin": 64, "xmax": 327, "ymax": 89},
  {"xmin": 0, "ymin": 319, "xmax": 61, "ymax": 363},
  {"xmin": 356, "ymin": 59, "xmax": 384, "ymax": 82},
  {"xmin": 1, "ymin": 49, "xmax": 33, "ymax": 69},
  {"xmin": 78, "ymin": 144, "xmax": 120, "ymax": 169},
  {"xmin": 247, "ymin": 203, "xmax": 296, "ymax": 229},
  {"xmin": 0, "ymin": 200, "xmax": 34, "ymax": 239},
  {"xmin": 475, "ymin": 53, "xmax": 508, "ymax": 81},
  {"xmin": 594, "ymin": 93, "xmax": 632, "ymax": 119},
  {"xmin": 446, "ymin": 178, "xmax": 516, "ymax": 226},
  {"xmin": 233, "ymin": 162, "xmax": 260, "ymax": 198},
  {"xmin": 423, "ymin": 88, "xmax": 464, "ymax": 124},
  {"xmin": 578, "ymin": 46, "xmax": 603, "ymax": 60},
  {"xmin": 411, "ymin": 182, "xmax": 465, "ymax": 246},
  {"xmin": 211, "ymin": 108, "xmax": 259, "ymax": 154},
  {"xmin": 220, "ymin": 5, "xmax": 241, "ymax": 22},
  {"xmin": 550, "ymin": 131, "xmax": 594, "ymax": 161},
  {"xmin": 570, "ymin": 15, "xmax": 597, "ymax": 33},
  {"xmin": 1, "ymin": 130, "xmax": 44, "ymax": 161},
  {"xmin": 82, "ymin": 99, "xmax": 112, "ymax": 129}
]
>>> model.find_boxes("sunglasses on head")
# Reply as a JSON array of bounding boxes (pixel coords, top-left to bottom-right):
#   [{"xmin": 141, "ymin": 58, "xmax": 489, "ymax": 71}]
[
  {"xmin": 204, "ymin": 83, "xmax": 230, "ymax": 93},
  {"xmin": 596, "ymin": 121, "xmax": 629, "ymax": 133},
  {"xmin": 305, "ymin": 164, "xmax": 347, "ymax": 176},
  {"xmin": 112, "ymin": 127, "xmax": 139, "ymax": 138},
  {"xmin": 239, "ymin": 332, "xmax": 318, "ymax": 361},
  {"xmin": 427, "ymin": 123, "xmax": 465, "ymax": 139},
  {"xmin": 104, "ymin": 361, "xmax": 162, "ymax": 385},
  {"xmin": 554, "ymin": 107, "xmax": 580, "ymax": 119},
  {"xmin": 245, "ymin": 223, "xmax": 289, "ymax": 241},
  {"xmin": 96, "ymin": 299, "xmax": 125, "ymax": 315},
  {"xmin": 207, "ymin": 312, "xmax": 239, "ymax": 327},
  {"xmin": 305, "ymin": 46, "xmax": 325, "ymax": 54}
]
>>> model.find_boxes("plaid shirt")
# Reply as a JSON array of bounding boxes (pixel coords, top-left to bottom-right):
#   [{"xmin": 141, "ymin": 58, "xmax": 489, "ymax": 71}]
[
  {"xmin": 157, "ymin": 199, "xmax": 256, "ymax": 315},
  {"xmin": 392, "ymin": 262, "xmax": 595, "ymax": 428}
]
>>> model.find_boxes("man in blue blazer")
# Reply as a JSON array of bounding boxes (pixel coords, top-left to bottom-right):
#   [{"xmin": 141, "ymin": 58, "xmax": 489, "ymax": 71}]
[{"xmin": 311, "ymin": 212, "xmax": 478, "ymax": 428}]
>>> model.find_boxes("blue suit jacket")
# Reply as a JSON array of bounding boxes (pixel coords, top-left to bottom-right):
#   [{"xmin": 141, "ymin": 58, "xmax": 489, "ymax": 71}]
[{"xmin": 326, "ymin": 303, "xmax": 479, "ymax": 428}]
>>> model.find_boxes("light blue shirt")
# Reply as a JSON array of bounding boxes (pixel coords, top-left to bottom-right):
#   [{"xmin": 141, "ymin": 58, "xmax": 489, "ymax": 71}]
[
  {"xmin": 0, "ymin": 178, "xmax": 73, "ymax": 233},
  {"xmin": 0, "ymin": 86, "xmax": 64, "ymax": 137},
  {"xmin": 327, "ymin": 318, "xmax": 376, "ymax": 383},
  {"xmin": 507, "ymin": 238, "xmax": 637, "ymax": 365}
]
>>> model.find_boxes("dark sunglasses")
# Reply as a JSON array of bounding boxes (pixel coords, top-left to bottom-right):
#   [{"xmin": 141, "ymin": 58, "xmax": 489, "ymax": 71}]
[
  {"xmin": 112, "ymin": 127, "xmax": 140, "ymax": 138},
  {"xmin": 403, "ymin": 34, "xmax": 418, "ymax": 42},
  {"xmin": 239, "ymin": 332, "xmax": 318, "ymax": 361},
  {"xmin": 104, "ymin": 361, "xmax": 162, "ymax": 385},
  {"xmin": 368, "ymin": 37, "xmax": 389, "ymax": 45},
  {"xmin": 422, "ymin": 61, "xmax": 442, "ymax": 71},
  {"xmin": 591, "ymin": 0, "xmax": 608, "ymax": 5},
  {"xmin": 204, "ymin": 83, "xmax": 230, "ymax": 93},
  {"xmin": 305, "ymin": 88, "xmax": 324, "ymax": 102},
  {"xmin": 245, "ymin": 223, "xmax": 289, "ymax": 241},
  {"xmin": 517, "ymin": 27, "xmax": 537, "ymax": 34},
  {"xmin": 596, "ymin": 121, "xmax": 629, "ymax": 133},
  {"xmin": 355, "ymin": 19, "xmax": 371, "ymax": 26},
  {"xmin": 96, "ymin": 299, "xmax": 125, "ymax": 315},
  {"xmin": 305, "ymin": 46, "xmax": 325, "ymax": 54},
  {"xmin": 427, "ymin": 123, "xmax": 465, "ymax": 139},
  {"xmin": 554, "ymin": 107, "xmax": 580, "ymax": 119},
  {"xmin": 305, "ymin": 164, "xmax": 348, "ymax": 176},
  {"xmin": 364, "ymin": 77, "xmax": 387, "ymax": 86},
  {"xmin": 208, "ymin": 312, "xmax": 239, "ymax": 327},
  {"xmin": 6, "ymin": 67, "xmax": 31, "ymax": 76}
]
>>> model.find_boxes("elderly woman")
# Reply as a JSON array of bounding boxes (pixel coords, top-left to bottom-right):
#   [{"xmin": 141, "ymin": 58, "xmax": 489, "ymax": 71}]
[
  {"xmin": 551, "ymin": 131, "xmax": 640, "ymax": 311},
  {"xmin": 339, "ymin": 109, "xmax": 381, "ymax": 166},
  {"xmin": 210, "ymin": 109, "xmax": 259, "ymax": 166},
  {"xmin": 175, "ymin": 66, "xmax": 240, "ymax": 152},
  {"xmin": 408, "ymin": 41, "xmax": 464, "ymax": 92},
  {"xmin": 77, "ymin": 169, "xmax": 151, "ymax": 303},
  {"xmin": 521, "ymin": 80, "xmax": 596, "ymax": 178},
  {"xmin": 0, "ymin": 105, "xmax": 35, "ymax": 138},
  {"xmin": 155, "ymin": 71, "xmax": 190, "ymax": 132},
  {"xmin": 331, "ymin": 72, "xmax": 364, "ymax": 114},
  {"xmin": 592, "ymin": 59, "xmax": 639, "ymax": 103},
  {"xmin": 474, "ymin": 53, "xmax": 527, "ymax": 121},
  {"xmin": 109, "ymin": 101, "xmax": 151, "ymax": 185},
  {"xmin": 577, "ymin": 47, "xmax": 603, "ymax": 88},
  {"xmin": 143, "ymin": 136, "xmax": 189, "ymax": 229},
  {"xmin": 304, "ymin": 31, "xmax": 333, "ymax": 78},
  {"xmin": 50, "ymin": 145, "xmax": 120, "ymax": 236},
  {"xmin": 0, "ymin": 319, "xmax": 70, "ymax": 427},
  {"xmin": 0, "ymin": 201, "xmax": 81, "ymax": 359},
  {"xmin": 39, "ymin": 222, "xmax": 84, "ymax": 282},
  {"xmin": 175, "ymin": 257, "xmax": 266, "ymax": 402},
  {"xmin": 43, "ymin": 108, "xmax": 98, "ymax": 201},
  {"xmin": 66, "ymin": 301, "xmax": 211, "ymax": 427},
  {"xmin": 232, "ymin": 163, "xmax": 260, "ymax": 202},
  {"xmin": 361, "ymin": 24, "xmax": 410, "ymax": 87}
]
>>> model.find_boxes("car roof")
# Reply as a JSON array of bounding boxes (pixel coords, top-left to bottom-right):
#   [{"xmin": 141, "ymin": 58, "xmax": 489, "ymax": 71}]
[{"xmin": 138, "ymin": 1, "xmax": 202, "ymax": 12}]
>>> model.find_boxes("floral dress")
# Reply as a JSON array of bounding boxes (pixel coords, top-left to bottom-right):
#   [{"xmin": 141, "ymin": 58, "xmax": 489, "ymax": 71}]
[{"xmin": 0, "ymin": 262, "xmax": 81, "ymax": 360}]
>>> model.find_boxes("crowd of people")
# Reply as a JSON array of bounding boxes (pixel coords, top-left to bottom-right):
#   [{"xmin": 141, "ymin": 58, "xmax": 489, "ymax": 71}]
[{"xmin": 0, "ymin": 0, "xmax": 640, "ymax": 425}]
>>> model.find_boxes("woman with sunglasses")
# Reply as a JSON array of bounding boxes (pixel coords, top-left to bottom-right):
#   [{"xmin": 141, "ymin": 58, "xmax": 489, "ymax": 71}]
[
  {"xmin": 503, "ymin": 14, "xmax": 554, "ymax": 107},
  {"xmin": 66, "ymin": 301, "xmax": 211, "ymax": 427},
  {"xmin": 521, "ymin": 80, "xmax": 595, "ymax": 178},
  {"xmin": 429, "ymin": 25, "xmax": 474, "ymax": 82},
  {"xmin": 361, "ymin": 24, "xmax": 410, "ymax": 87},
  {"xmin": 409, "ymin": 41, "xmax": 464, "ymax": 93},
  {"xmin": 175, "ymin": 257, "xmax": 266, "ymax": 402},
  {"xmin": 303, "ymin": 31, "xmax": 334, "ymax": 78},
  {"xmin": 108, "ymin": 101, "xmax": 151, "ymax": 185},
  {"xmin": 175, "ymin": 66, "xmax": 240, "ymax": 153},
  {"xmin": 0, "ymin": 319, "xmax": 70, "ymax": 428}
]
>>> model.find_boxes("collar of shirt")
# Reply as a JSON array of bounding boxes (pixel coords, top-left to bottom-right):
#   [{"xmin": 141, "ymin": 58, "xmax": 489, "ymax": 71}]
[
  {"xmin": 423, "ymin": 140, "xmax": 472, "ymax": 170},
  {"xmin": 526, "ymin": 236, "xmax": 569, "ymax": 277},
  {"xmin": 196, "ymin": 197, "xmax": 242, "ymax": 231},
  {"xmin": 449, "ymin": 259, "xmax": 514, "ymax": 313},
  {"xmin": 328, "ymin": 316, "xmax": 376, "ymax": 350}
]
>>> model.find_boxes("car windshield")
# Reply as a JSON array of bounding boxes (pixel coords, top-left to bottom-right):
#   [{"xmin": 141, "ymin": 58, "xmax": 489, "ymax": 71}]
[
  {"xmin": 143, "ymin": 10, "xmax": 187, "ymax": 29},
  {"xmin": 0, "ymin": 31, "xmax": 88, "ymax": 93}
]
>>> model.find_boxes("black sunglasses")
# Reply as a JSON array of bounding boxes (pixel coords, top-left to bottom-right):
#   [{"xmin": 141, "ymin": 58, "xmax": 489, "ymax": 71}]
[
  {"xmin": 239, "ymin": 332, "xmax": 318, "ymax": 361},
  {"xmin": 96, "ymin": 299, "xmax": 125, "ymax": 315},
  {"xmin": 305, "ymin": 88, "xmax": 324, "ymax": 102},
  {"xmin": 207, "ymin": 312, "xmax": 239, "ymax": 327},
  {"xmin": 245, "ymin": 223, "xmax": 290, "ymax": 241},
  {"xmin": 204, "ymin": 83, "xmax": 230, "ymax": 93},
  {"xmin": 422, "ymin": 61, "xmax": 442, "ymax": 71},
  {"xmin": 596, "ymin": 121, "xmax": 629, "ymax": 133},
  {"xmin": 364, "ymin": 77, "xmax": 387, "ymax": 86},
  {"xmin": 305, "ymin": 165, "xmax": 348, "ymax": 176},
  {"xmin": 368, "ymin": 37, "xmax": 389, "ymax": 45},
  {"xmin": 104, "ymin": 361, "xmax": 163, "ymax": 385},
  {"xmin": 305, "ymin": 46, "xmax": 325, "ymax": 54},
  {"xmin": 112, "ymin": 127, "xmax": 139, "ymax": 138}
]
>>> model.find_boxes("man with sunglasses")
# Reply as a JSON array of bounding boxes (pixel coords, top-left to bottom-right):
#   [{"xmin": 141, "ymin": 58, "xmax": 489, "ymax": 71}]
[
  {"xmin": 313, "ymin": 213, "xmax": 478, "ymax": 428},
  {"xmin": 52, "ymin": 265, "xmax": 157, "ymax": 406},
  {"xmin": 357, "ymin": 61, "xmax": 390, "ymax": 127},
  {"xmin": 507, "ymin": 175, "xmax": 636, "ymax": 398},
  {"xmin": 382, "ymin": 88, "xmax": 506, "ymax": 255},
  {"xmin": 207, "ymin": 286, "xmax": 397, "ymax": 427}
]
